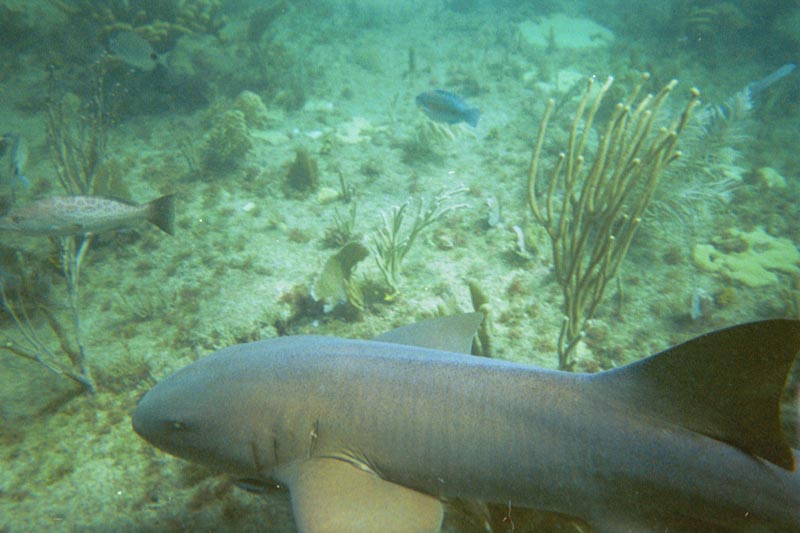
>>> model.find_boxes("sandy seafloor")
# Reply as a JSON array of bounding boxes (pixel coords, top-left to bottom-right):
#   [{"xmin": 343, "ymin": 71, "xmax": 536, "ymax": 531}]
[{"xmin": 1, "ymin": 1, "xmax": 799, "ymax": 531}]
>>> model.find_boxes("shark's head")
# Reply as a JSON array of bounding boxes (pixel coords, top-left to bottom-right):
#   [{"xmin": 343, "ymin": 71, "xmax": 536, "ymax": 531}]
[
  {"xmin": 132, "ymin": 317, "xmax": 486, "ymax": 480},
  {"xmin": 132, "ymin": 341, "xmax": 287, "ymax": 477}
]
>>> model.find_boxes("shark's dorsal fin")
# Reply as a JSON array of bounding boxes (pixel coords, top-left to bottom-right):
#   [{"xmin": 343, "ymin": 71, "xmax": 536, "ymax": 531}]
[
  {"xmin": 374, "ymin": 312, "xmax": 483, "ymax": 354},
  {"xmin": 594, "ymin": 319, "xmax": 800, "ymax": 471}
]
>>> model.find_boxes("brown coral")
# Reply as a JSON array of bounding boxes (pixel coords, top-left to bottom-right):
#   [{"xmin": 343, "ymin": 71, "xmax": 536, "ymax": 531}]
[
  {"xmin": 52, "ymin": 0, "xmax": 226, "ymax": 51},
  {"xmin": 286, "ymin": 148, "xmax": 318, "ymax": 193},
  {"xmin": 686, "ymin": 2, "xmax": 750, "ymax": 42}
]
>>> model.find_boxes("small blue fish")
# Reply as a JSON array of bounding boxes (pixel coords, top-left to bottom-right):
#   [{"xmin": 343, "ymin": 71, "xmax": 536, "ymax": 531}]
[{"xmin": 415, "ymin": 90, "xmax": 480, "ymax": 127}]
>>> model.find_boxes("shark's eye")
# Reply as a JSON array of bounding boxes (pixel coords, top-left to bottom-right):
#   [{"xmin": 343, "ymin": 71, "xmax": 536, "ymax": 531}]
[{"xmin": 165, "ymin": 420, "xmax": 188, "ymax": 432}]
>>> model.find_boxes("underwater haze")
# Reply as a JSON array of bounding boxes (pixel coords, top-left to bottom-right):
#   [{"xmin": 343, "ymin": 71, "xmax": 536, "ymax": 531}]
[{"xmin": 0, "ymin": 0, "xmax": 799, "ymax": 531}]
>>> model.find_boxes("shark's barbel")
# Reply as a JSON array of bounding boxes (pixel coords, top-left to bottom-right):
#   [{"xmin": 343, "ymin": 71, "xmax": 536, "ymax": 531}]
[{"xmin": 132, "ymin": 314, "xmax": 800, "ymax": 532}]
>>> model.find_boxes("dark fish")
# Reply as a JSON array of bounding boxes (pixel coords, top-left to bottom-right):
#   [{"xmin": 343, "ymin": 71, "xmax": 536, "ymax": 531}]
[
  {"xmin": 415, "ymin": 89, "xmax": 480, "ymax": 127},
  {"xmin": 0, "ymin": 194, "xmax": 176, "ymax": 236}
]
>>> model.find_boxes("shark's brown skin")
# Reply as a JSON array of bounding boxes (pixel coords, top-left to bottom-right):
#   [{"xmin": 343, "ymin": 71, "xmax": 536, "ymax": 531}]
[{"xmin": 132, "ymin": 314, "xmax": 800, "ymax": 532}]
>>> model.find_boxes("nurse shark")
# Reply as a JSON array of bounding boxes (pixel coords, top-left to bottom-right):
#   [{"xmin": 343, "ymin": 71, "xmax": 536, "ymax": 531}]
[{"xmin": 133, "ymin": 314, "xmax": 800, "ymax": 531}]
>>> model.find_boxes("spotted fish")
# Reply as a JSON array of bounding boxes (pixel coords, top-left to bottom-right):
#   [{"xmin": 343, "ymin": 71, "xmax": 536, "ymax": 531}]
[{"xmin": 0, "ymin": 194, "xmax": 175, "ymax": 236}]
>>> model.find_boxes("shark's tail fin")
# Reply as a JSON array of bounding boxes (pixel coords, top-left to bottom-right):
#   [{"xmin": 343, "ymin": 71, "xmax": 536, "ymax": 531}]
[{"xmin": 594, "ymin": 319, "xmax": 800, "ymax": 471}]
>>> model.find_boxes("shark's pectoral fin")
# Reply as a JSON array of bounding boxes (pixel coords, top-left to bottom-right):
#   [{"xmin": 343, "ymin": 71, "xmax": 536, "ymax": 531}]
[{"xmin": 282, "ymin": 457, "xmax": 444, "ymax": 533}]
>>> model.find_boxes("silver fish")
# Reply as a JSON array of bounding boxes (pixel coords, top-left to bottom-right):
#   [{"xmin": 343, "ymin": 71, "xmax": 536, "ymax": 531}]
[
  {"xmin": 3, "ymin": 133, "xmax": 29, "ymax": 189},
  {"xmin": 109, "ymin": 31, "xmax": 162, "ymax": 71},
  {"xmin": 0, "ymin": 194, "xmax": 175, "ymax": 236}
]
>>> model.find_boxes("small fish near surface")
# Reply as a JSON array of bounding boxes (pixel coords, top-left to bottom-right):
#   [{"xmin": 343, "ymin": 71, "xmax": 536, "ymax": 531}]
[
  {"xmin": 416, "ymin": 89, "xmax": 480, "ymax": 127},
  {"xmin": 109, "ymin": 31, "xmax": 164, "ymax": 72},
  {"xmin": 0, "ymin": 194, "xmax": 175, "ymax": 237}
]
